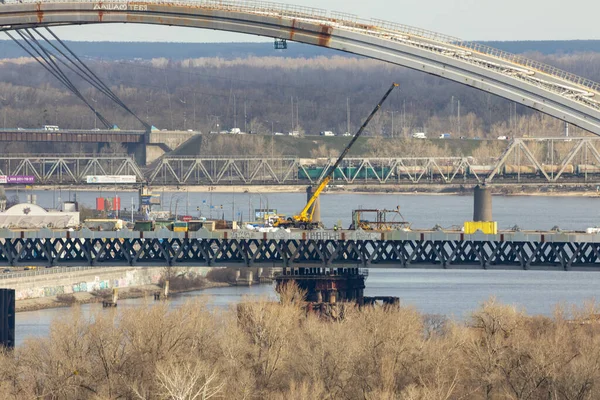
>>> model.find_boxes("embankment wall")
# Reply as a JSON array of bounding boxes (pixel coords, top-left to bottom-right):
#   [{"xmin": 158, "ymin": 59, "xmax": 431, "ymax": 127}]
[{"xmin": 0, "ymin": 267, "xmax": 210, "ymax": 300}]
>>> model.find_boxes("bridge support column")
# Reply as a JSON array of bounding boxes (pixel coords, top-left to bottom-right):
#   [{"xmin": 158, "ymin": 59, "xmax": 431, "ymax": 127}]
[
  {"xmin": 0, "ymin": 289, "xmax": 15, "ymax": 348},
  {"xmin": 473, "ymin": 184, "xmax": 493, "ymax": 221},
  {"xmin": 127, "ymin": 142, "xmax": 147, "ymax": 167}
]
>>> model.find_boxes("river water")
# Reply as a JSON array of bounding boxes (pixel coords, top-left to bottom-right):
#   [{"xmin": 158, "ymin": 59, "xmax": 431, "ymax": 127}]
[
  {"xmin": 8, "ymin": 189, "xmax": 600, "ymax": 345},
  {"xmin": 5, "ymin": 188, "xmax": 600, "ymax": 230}
]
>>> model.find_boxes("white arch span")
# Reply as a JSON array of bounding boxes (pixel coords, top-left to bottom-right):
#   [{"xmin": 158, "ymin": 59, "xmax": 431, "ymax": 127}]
[{"xmin": 1, "ymin": 0, "xmax": 600, "ymax": 134}]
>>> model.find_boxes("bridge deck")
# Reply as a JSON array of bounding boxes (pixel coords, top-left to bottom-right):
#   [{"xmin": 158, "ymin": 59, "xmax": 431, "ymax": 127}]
[
  {"xmin": 1, "ymin": 229, "xmax": 599, "ymax": 270},
  {"xmin": 0, "ymin": 129, "xmax": 146, "ymax": 143}
]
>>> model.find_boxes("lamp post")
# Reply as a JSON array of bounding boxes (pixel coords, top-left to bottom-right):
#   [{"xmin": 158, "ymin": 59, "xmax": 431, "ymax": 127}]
[
  {"xmin": 386, "ymin": 110, "xmax": 397, "ymax": 138},
  {"xmin": 0, "ymin": 95, "xmax": 7, "ymax": 129},
  {"xmin": 179, "ymin": 97, "xmax": 186, "ymax": 130},
  {"xmin": 91, "ymin": 97, "xmax": 97, "ymax": 130}
]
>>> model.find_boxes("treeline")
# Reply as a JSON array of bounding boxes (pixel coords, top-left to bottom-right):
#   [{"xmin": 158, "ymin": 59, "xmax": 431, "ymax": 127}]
[
  {"xmin": 2, "ymin": 289, "xmax": 600, "ymax": 399},
  {"xmin": 1, "ymin": 40, "xmax": 599, "ymax": 61},
  {"xmin": 0, "ymin": 51, "xmax": 599, "ymax": 143},
  {"xmin": 0, "ymin": 41, "xmax": 339, "ymax": 61}
]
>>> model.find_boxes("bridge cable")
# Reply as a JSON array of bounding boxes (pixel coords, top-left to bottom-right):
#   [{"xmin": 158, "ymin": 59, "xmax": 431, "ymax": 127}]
[
  {"xmin": 8, "ymin": 31, "xmax": 113, "ymax": 129},
  {"xmin": 21, "ymin": 28, "xmax": 117, "ymax": 129},
  {"xmin": 42, "ymin": 27, "xmax": 151, "ymax": 130},
  {"xmin": 13, "ymin": 30, "xmax": 113, "ymax": 129},
  {"xmin": 34, "ymin": 29, "xmax": 138, "ymax": 114},
  {"xmin": 25, "ymin": 29, "xmax": 125, "ymax": 110},
  {"xmin": 7, "ymin": 30, "xmax": 113, "ymax": 129}
]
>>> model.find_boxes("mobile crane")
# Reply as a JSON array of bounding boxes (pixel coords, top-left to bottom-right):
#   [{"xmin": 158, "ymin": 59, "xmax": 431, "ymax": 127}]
[{"xmin": 273, "ymin": 82, "xmax": 399, "ymax": 229}]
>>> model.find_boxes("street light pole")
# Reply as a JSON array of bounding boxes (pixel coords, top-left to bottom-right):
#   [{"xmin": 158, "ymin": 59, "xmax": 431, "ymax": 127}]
[
  {"xmin": 91, "ymin": 97, "xmax": 97, "ymax": 130},
  {"xmin": 386, "ymin": 110, "xmax": 397, "ymax": 138}
]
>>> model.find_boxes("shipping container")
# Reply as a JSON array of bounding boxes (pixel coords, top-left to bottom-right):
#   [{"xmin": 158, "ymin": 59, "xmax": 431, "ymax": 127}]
[
  {"xmin": 96, "ymin": 197, "xmax": 105, "ymax": 211},
  {"xmin": 84, "ymin": 219, "xmax": 124, "ymax": 231},
  {"xmin": 299, "ymin": 166, "xmax": 393, "ymax": 180},
  {"xmin": 133, "ymin": 221, "xmax": 153, "ymax": 231},
  {"xmin": 173, "ymin": 221, "xmax": 188, "ymax": 232}
]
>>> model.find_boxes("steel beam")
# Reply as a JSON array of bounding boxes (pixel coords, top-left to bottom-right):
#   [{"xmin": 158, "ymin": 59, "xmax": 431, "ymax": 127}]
[{"xmin": 1, "ymin": 236, "xmax": 600, "ymax": 270}]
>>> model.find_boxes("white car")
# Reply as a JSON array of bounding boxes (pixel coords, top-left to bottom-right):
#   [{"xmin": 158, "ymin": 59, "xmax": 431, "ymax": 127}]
[{"xmin": 412, "ymin": 132, "xmax": 427, "ymax": 139}]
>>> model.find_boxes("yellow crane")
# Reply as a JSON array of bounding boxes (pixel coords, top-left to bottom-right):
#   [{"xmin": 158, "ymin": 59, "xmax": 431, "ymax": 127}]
[{"xmin": 274, "ymin": 82, "xmax": 399, "ymax": 229}]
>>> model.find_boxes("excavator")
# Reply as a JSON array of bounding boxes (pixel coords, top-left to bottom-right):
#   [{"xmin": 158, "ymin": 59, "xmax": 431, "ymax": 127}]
[{"xmin": 273, "ymin": 82, "xmax": 399, "ymax": 230}]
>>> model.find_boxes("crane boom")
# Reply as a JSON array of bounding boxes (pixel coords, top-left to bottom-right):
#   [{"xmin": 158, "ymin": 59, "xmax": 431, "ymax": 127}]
[{"xmin": 294, "ymin": 82, "xmax": 399, "ymax": 224}]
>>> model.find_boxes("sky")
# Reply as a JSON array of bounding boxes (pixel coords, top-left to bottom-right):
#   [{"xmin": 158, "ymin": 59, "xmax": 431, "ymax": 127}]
[{"xmin": 42, "ymin": 0, "xmax": 600, "ymax": 42}]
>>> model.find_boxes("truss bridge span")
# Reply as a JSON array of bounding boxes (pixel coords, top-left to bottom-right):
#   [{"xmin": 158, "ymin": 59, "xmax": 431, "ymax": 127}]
[
  {"xmin": 7, "ymin": 137, "xmax": 600, "ymax": 186},
  {"xmin": 2, "ymin": 229, "xmax": 600, "ymax": 270}
]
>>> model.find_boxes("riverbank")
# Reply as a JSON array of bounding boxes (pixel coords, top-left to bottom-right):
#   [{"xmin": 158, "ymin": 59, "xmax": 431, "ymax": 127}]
[
  {"xmin": 15, "ymin": 280, "xmax": 231, "ymax": 312},
  {"xmin": 24, "ymin": 183, "xmax": 600, "ymax": 196}
]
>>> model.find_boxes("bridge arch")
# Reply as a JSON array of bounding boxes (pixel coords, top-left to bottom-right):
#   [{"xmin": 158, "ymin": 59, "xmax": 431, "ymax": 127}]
[{"xmin": 2, "ymin": 0, "xmax": 600, "ymax": 134}]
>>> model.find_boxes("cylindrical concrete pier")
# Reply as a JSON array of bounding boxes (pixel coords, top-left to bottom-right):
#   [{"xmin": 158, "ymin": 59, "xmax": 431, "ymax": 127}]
[
  {"xmin": 306, "ymin": 186, "xmax": 321, "ymax": 223},
  {"xmin": 163, "ymin": 280, "xmax": 170, "ymax": 299},
  {"xmin": 473, "ymin": 185, "xmax": 493, "ymax": 222}
]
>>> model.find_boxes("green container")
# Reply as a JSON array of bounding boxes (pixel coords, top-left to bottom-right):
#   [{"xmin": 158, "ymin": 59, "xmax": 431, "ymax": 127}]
[
  {"xmin": 299, "ymin": 166, "xmax": 393, "ymax": 180},
  {"xmin": 133, "ymin": 221, "xmax": 153, "ymax": 232}
]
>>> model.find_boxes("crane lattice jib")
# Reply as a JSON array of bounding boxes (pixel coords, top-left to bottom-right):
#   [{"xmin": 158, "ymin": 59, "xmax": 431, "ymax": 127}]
[
  {"xmin": 5, "ymin": 0, "xmax": 598, "ymax": 96},
  {"xmin": 296, "ymin": 83, "xmax": 398, "ymax": 222}
]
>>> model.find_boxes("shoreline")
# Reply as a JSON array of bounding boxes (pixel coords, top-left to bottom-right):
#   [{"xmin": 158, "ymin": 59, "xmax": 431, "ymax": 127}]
[
  {"xmin": 15, "ymin": 281, "xmax": 232, "ymax": 313},
  {"xmin": 16, "ymin": 183, "xmax": 600, "ymax": 197}
]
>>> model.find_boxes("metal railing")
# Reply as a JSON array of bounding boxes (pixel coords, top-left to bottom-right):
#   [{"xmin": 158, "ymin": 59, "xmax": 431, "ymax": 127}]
[{"xmin": 0, "ymin": 128, "xmax": 145, "ymax": 134}]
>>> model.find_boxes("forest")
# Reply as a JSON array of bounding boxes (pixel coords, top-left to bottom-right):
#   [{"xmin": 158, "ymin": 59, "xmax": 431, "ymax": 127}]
[
  {"xmin": 0, "ymin": 44, "xmax": 599, "ymax": 156},
  {"xmin": 2, "ymin": 285, "xmax": 600, "ymax": 399}
]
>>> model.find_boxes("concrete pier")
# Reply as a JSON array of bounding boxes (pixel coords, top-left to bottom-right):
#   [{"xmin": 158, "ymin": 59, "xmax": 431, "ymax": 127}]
[{"xmin": 473, "ymin": 184, "xmax": 493, "ymax": 222}]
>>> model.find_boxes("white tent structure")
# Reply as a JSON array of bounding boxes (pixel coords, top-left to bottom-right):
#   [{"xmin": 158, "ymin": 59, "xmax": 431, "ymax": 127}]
[{"xmin": 0, "ymin": 203, "xmax": 79, "ymax": 229}]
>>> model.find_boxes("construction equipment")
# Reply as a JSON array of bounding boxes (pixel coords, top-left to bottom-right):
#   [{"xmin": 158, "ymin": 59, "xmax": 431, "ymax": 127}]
[
  {"xmin": 349, "ymin": 207, "xmax": 411, "ymax": 231},
  {"xmin": 273, "ymin": 82, "xmax": 399, "ymax": 229}
]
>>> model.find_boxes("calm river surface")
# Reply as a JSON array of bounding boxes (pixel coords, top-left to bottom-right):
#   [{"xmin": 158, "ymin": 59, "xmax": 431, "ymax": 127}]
[
  {"xmin": 9, "ymin": 189, "xmax": 600, "ymax": 345},
  {"xmin": 6, "ymin": 188, "xmax": 600, "ymax": 230}
]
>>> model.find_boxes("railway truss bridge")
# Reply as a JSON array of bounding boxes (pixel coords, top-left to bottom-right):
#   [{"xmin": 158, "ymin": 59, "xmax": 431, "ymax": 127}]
[
  {"xmin": 2, "ymin": 229, "xmax": 600, "ymax": 270},
  {"xmin": 0, "ymin": 0, "xmax": 600, "ymax": 137},
  {"xmin": 5, "ymin": 137, "xmax": 600, "ymax": 185}
]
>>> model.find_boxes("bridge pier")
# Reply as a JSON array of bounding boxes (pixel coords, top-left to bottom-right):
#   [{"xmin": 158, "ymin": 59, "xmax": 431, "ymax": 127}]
[
  {"xmin": 275, "ymin": 267, "xmax": 367, "ymax": 305},
  {"xmin": 127, "ymin": 142, "xmax": 147, "ymax": 167}
]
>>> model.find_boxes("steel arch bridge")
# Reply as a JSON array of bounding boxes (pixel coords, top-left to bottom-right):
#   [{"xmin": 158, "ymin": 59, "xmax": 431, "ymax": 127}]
[{"xmin": 1, "ymin": 0, "xmax": 600, "ymax": 135}]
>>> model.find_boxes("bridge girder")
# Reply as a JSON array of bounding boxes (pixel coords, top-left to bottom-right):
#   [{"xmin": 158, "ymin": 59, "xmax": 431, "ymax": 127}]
[{"xmin": 1, "ymin": 1, "xmax": 600, "ymax": 134}]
